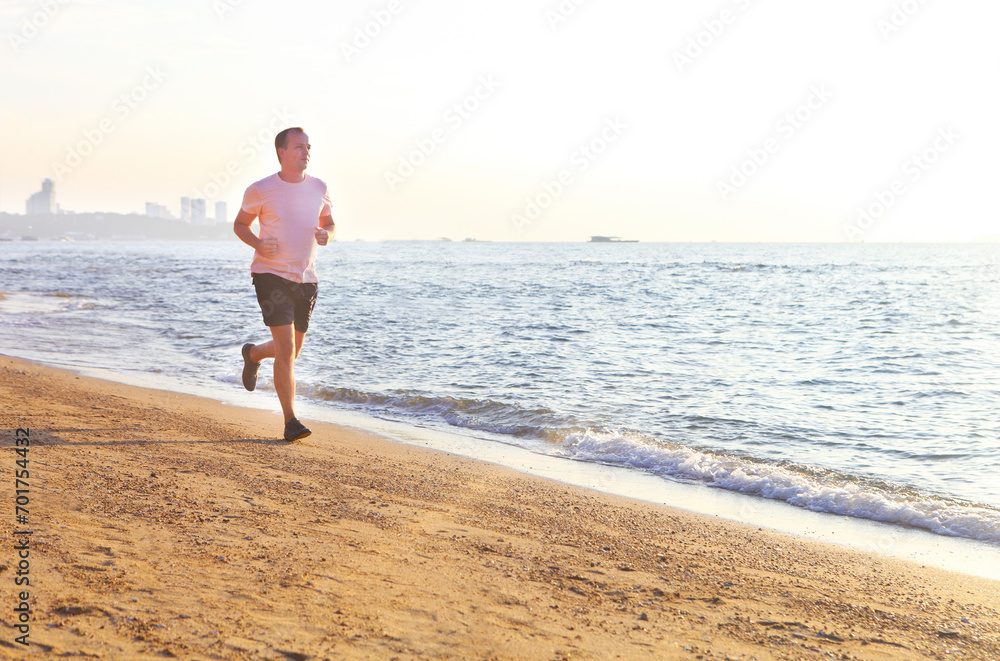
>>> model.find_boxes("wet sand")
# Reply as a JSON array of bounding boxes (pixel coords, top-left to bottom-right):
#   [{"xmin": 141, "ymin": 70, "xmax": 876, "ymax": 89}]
[{"xmin": 1, "ymin": 354, "xmax": 998, "ymax": 660}]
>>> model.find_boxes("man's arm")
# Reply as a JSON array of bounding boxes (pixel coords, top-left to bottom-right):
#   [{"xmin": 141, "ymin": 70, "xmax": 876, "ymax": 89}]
[
  {"xmin": 234, "ymin": 210, "xmax": 278, "ymax": 256},
  {"xmin": 315, "ymin": 213, "xmax": 335, "ymax": 246}
]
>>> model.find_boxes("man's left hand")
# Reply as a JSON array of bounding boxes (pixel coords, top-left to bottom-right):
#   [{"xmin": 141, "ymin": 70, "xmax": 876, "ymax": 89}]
[{"xmin": 315, "ymin": 227, "xmax": 330, "ymax": 246}]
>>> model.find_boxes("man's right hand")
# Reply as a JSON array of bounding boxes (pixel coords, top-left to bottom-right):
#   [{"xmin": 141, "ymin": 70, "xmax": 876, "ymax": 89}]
[{"xmin": 259, "ymin": 237, "xmax": 279, "ymax": 257}]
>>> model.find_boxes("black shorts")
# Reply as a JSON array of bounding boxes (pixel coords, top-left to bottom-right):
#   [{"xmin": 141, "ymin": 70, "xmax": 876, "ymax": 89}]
[{"xmin": 252, "ymin": 273, "xmax": 318, "ymax": 333}]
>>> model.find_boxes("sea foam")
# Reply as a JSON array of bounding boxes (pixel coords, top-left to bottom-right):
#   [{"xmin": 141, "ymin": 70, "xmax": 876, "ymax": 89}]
[{"xmin": 553, "ymin": 429, "xmax": 1000, "ymax": 544}]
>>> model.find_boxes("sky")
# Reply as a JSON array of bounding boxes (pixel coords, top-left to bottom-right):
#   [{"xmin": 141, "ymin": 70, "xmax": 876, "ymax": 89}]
[{"xmin": 1, "ymin": 0, "xmax": 997, "ymax": 242}]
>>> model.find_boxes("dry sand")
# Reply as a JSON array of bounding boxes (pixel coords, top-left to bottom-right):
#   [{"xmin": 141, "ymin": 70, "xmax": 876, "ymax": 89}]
[{"xmin": 1, "ymin": 354, "xmax": 998, "ymax": 660}]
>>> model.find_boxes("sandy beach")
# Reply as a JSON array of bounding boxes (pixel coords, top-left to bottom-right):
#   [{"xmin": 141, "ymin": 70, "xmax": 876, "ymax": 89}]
[{"xmin": 1, "ymin": 355, "xmax": 998, "ymax": 660}]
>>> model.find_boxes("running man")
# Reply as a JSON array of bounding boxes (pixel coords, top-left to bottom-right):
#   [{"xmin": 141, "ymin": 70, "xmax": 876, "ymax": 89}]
[{"xmin": 234, "ymin": 127, "xmax": 335, "ymax": 441}]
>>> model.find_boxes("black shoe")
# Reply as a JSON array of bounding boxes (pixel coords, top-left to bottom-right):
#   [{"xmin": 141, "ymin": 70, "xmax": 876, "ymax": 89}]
[
  {"xmin": 284, "ymin": 418, "xmax": 311, "ymax": 442},
  {"xmin": 242, "ymin": 343, "xmax": 260, "ymax": 392}
]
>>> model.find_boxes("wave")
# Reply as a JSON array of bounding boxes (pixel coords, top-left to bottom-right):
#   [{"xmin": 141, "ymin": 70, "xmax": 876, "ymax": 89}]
[
  {"xmin": 0, "ymin": 292, "xmax": 96, "ymax": 314},
  {"xmin": 300, "ymin": 385, "xmax": 580, "ymax": 438},
  {"xmin": 552, "ymin": 429, "xmax": 1000, "ymax": 544},
  {"xmin": 297, "ymin": 383, "xmax": 1000, "ymax": 545}
]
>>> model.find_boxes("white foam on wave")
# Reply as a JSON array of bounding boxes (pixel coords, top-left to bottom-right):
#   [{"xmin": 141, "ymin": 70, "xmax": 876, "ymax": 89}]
[
  {"xmin": 553, "ymin": 429, "xmax": 1000, "ymax": 544},
  {"xmin": 0, "ymin": 292, "xmax": 96, "ymax": 316},
  {"xmin": 0, "ymin": 292, "xmax": 69, "ymax": 314}
]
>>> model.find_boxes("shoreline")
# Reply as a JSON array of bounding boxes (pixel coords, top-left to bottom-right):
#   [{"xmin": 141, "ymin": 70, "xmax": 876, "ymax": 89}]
[
  {"xmin": 19, "ymin": 349, "xmax": 1000, "ymax": 583},
  {"xmin": 2, "ymin": 354, "xmax": 1000, "ymax": 659}
]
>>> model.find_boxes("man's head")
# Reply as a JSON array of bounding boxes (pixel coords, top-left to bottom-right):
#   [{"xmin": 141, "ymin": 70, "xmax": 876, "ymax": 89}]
[{"xmin": 275, "ymin": 127, "xmax": 310, "ymax": 173}]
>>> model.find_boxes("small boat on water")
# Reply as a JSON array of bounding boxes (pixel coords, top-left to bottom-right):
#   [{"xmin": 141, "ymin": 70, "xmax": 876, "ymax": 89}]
[{"xmin": 589, "ymin": 235, "xmax": 638, "ymax": 243}]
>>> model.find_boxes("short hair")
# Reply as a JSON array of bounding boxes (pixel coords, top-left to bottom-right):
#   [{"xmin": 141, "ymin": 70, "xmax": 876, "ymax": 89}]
[{"xmin": 274, "ymin": 127, "xmax": 306, "ymax": 157}]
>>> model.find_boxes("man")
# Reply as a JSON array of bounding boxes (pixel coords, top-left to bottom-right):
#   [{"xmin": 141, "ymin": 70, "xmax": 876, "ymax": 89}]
[{"xmin": 234, "ymin": 127, "xmax": 335, "ymax": 441}]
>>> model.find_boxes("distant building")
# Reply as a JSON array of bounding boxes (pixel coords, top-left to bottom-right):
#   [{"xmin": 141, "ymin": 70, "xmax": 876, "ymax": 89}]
[
  {"xmin": 145, "ymin": 202, "xmax": 171, "ymax": 218},
  {"xmin": 180, "ymin": 197, "xmax": 191, "ymax": 223},
  {"xmin": 215, "ymin": 201, "xmax": 227, "ymax": 224},
  {"xmin": 191, "ymin": 198, "xmax": 206, "ymax": 225},
  {"xmin": 26, "ymin": 179, "xmax": 55, "ymax": 215}
]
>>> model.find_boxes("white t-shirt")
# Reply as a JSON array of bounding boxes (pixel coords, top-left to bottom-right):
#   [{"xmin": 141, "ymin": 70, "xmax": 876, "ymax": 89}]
[{"xmin": 240, "ymin": 173, "xmax": 333, "ymax": 284}]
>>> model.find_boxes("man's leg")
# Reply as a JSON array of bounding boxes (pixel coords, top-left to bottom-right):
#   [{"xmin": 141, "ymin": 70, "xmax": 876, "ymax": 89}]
[
  {"xmin": 248, "ymin": 330, "xmax": 307, "ymax": 361},
  {"xmin": 294, "ymin": 329, "xmax": 306, "ymax": 359},
  {"xmin": 249, "ymin": 324, "xmax": 296, "ymax": 423},
  {"xmin": 248, "ymin": 327, "xmax": 307, "ymax": 423}
]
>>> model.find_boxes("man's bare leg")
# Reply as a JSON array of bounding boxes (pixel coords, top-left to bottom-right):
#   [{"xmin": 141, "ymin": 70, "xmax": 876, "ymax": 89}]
[
  {"xmin": 248, "ymin": 328, "xmax": 306, "ymax": 361},
  {"xmin": 249, "ymin": 325, "xmax": 306, "ymax": 423}
]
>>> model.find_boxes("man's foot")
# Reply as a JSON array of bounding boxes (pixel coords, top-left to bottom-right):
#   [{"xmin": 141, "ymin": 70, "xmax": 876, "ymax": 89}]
[
  {"xmin": 284, "ymin": 418, "xmax": 311, "ymax": 442},
  {"xmin": 241, "ymin": 343, "xmax": 260, "ymax": 391}
]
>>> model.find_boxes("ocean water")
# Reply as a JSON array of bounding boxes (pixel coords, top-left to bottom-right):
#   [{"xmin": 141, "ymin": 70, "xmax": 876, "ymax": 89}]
[{"xmin": 3, "ymin": 240, "xmax": 1000, "ymax": 549}]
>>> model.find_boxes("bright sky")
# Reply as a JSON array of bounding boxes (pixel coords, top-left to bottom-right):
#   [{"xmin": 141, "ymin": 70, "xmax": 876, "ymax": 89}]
[{"xmin": 1, "ymin": 0, "xmax": 997, "ymax": 242}]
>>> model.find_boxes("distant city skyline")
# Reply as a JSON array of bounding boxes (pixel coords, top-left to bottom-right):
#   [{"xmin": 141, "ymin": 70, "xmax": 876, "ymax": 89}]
[
  {"xmin": 19, "ymin": 178, "xmax": 225, "ymax": 224},
  {"xmin": 2, "ymin": 2, "xmax": 998, "ymax": 242},
  {"xmin": 25, "ymin": 178, "xmax": 56, "ymax": 215}
]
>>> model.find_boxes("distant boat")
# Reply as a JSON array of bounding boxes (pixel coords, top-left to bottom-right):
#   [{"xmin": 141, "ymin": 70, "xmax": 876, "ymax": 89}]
[
  {"xmin": 589, "ymin": 235, "xmax": 637, "ymax": 243},
  {"xmin": 60, "ymin": 231, "xmax": 96, "ymax": 241}
]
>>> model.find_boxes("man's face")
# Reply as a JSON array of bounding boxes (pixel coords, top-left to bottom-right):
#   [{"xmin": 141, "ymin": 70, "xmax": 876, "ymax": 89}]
[{"xmin": 279, "ymin": 131, "xmax": 310, "ymax": 171}]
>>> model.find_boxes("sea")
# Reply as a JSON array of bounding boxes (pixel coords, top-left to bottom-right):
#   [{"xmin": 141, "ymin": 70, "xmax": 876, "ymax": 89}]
[{"xmin": 3, "ymin": 240, "xmax": 1000, "ymax": 577}]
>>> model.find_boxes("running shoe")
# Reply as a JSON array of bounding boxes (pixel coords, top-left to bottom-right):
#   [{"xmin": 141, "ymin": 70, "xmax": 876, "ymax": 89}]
[
  {"xmin": 284, "ymin": 418, "xmax": 312, "ymax": 442},
  {"xmin": 242, "ymin": 343, "xmax": 260, "ymax": 391}
]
